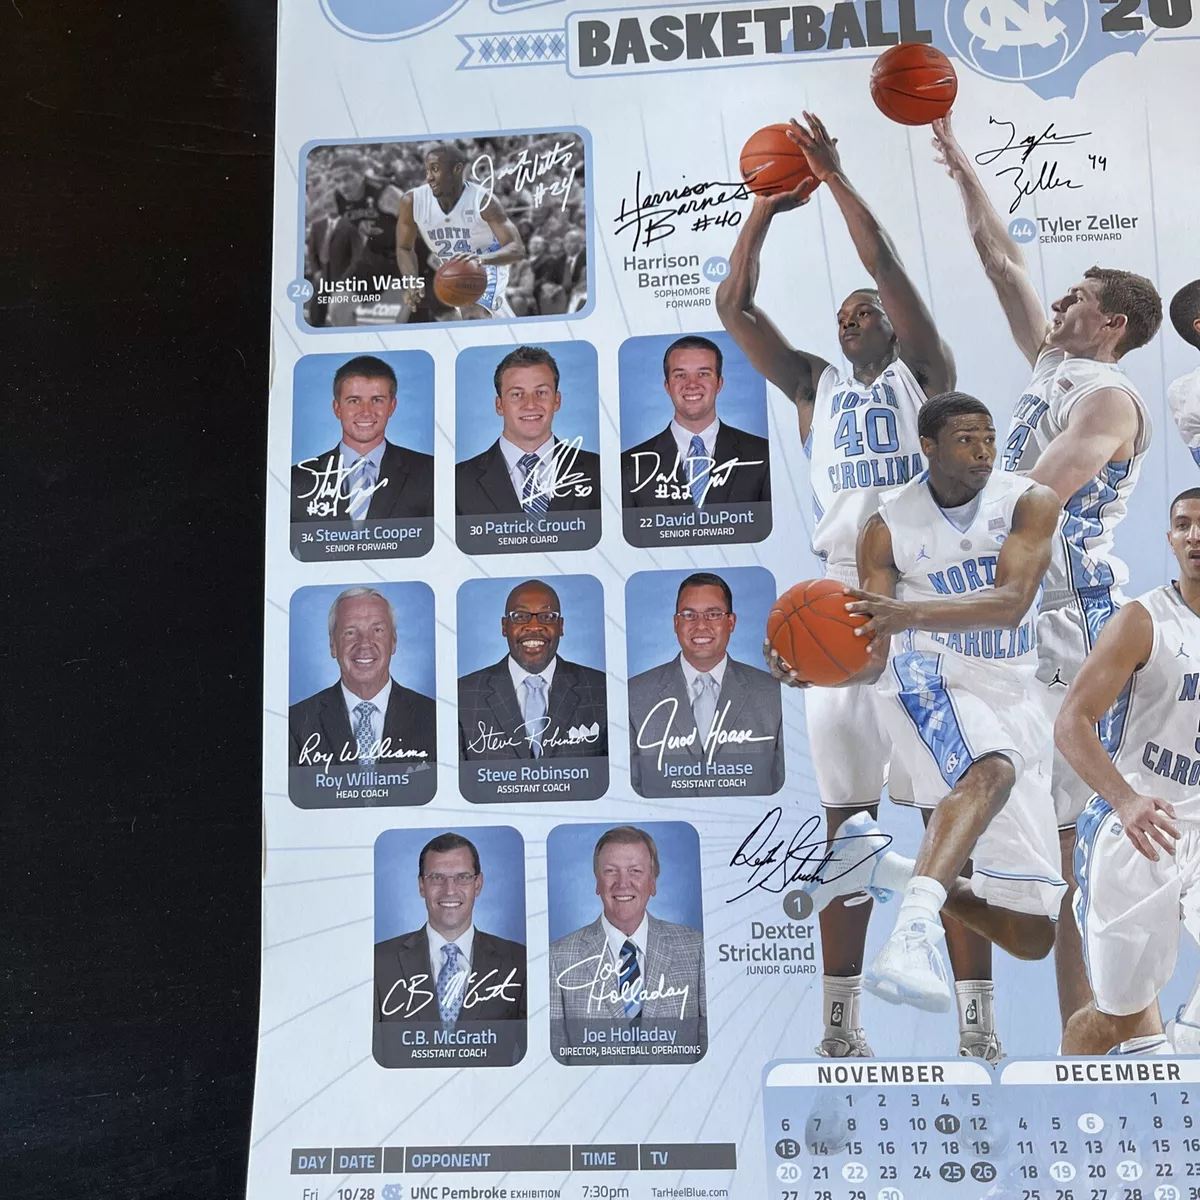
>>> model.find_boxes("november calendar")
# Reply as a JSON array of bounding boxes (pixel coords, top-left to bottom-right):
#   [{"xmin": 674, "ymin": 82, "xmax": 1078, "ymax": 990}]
[{"xmin": 252, "ymin": 2, "xmax": 1200, "ymax": 1198}]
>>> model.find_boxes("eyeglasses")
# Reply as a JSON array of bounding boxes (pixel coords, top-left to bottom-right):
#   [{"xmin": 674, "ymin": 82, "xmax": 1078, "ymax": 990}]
[
  {"xmin": 421, "ymin": 872, "xmax": 478, "ymax": 885},
  {"xmin": 675, "ymin": 609, "xmax": 731, "ymax": 623},
  {"xmin": 507, "ymin": 610, "xmax": 561, "ymax": 623}
]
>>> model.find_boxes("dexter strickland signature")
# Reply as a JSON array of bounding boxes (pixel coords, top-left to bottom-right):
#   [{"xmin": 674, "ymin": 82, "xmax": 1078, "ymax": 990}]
[{"xmin": 728, "ymin": 808, "xmax": 890, "ymax": 903}]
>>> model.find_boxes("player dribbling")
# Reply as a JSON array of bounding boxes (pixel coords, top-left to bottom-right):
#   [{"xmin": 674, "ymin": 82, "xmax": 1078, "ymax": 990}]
[
  {"xmin": 796, "ymin": 393, "xmax": 1065, "ymax": 1012},
  {"xmin": 1057, "ymin": 490, "xmax": 1200, "ymax": 1055},
  {"xmin": 395, "ymin": 142, "xmax": 525, "ymax": 320}
]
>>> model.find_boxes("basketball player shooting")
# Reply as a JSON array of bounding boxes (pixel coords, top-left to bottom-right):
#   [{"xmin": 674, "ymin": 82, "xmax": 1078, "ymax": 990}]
[
  {"xmin": 804, "ymin": 393, "xmax": 1065, "ymax": 1014},
  {"xmin": 1056, "ymin": 490, "xmax": 1200, "ymax": 1056},
  {"xmin": 931, "ymin": 113, "xmax": 1163, "ymax": 1034},
  {"xmin": 719, "ymin": 114, "xmax": 1009, "ymax": 1061},
  {"xmin": 395, "ymin": 142, "xmax": 525, "ymax": 320}
]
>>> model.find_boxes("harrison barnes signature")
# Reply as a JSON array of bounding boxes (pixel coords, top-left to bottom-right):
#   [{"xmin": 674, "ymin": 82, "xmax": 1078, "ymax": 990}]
[
  {"xmin": 614, "ymin": 170, "xmax": 750, "ymax": 250},
  {"xmin": 974, "ymin": 117, "xmax": 1090, "ymax": 215},
  {"xmin": 727, "ymin": 808, "xmax": 890, "ymax": 903}
]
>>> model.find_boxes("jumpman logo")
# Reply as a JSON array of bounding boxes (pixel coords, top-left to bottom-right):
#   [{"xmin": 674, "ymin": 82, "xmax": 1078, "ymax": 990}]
[
  {"xmin": 915, "ymin": 543, "xmax": 931, "ymax": 562},
  {"xmin": 1048, "ymin": 668, "xmax": 1067, "ymax": 688},
  {"xmin": 1178, "ymin": 643, "xmax": 1189, "ymax": 659}
]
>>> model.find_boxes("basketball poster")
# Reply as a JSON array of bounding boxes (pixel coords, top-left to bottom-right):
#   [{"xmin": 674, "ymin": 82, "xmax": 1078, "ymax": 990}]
[{"xmin": 254, "ymin": 4, "xmax": 1200, "ymax": 1198}]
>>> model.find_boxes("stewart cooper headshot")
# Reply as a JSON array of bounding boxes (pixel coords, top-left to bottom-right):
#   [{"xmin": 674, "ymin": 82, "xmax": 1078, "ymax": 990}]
[
  {"xmin": 455, "ymin": 345, "xmax": 600, "ymax": 517},
  {"xmin": 548, "ymin": 826, "xmax": 706, "ymax": 1061},
  {"xmin": 457, "ymin": 579, "xmax": 608, "ymax": 762},
  {"xmin": 628, "ymin": 572, "xmax": 783, "ymax": 797},
  {"xmin": 290, "ymin": 354, "xmax": 434, "ymax": 522},
  {"xmin": 620, "ymin": 334, "xmax": 771, "ymax": 509},
  {"xmin": 288, "ymin": 586, "xmax": 436, "ymax": 770},
  {"xmin": 374, "ymin": 832, "xmax": 526, "ymax": 1057}
]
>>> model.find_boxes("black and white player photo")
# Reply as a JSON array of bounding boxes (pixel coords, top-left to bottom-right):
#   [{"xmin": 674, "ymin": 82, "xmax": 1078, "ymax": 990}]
[
  {"xmin": 454, "ymin": 341, "xmax": 601, "ymax": 555},
  {"xmin": 626, "ymin": 567, "xmax": 784, "ymax": 798},
  {"xmin": 618, "ymin": 331, "xmax": 772, "ymax": 547},
  {"xmin": 289, "ymin": 351, "xmax": 434, "ymax": 560},
  {"xmin": 299, "ymin": 130, "xmax": 588, "ymax": 329}
]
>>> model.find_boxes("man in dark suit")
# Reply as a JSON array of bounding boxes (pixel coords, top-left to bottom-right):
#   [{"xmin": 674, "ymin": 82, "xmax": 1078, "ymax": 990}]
[
  {"xmin": 288, "ymin": 586, "xmax": 436, "ymax": 769},
  {"xmin": 628, "ymin": 572, "xmax": 783, "ymax": 796},
  {"xmin": 458, "ymin": 579, "xmax": 607, "ymax": 761},
  {"xmin": 455, "ymin": 345, "xmax": 601, "ymax": 518},
  {"xmin": 549, "ymin": 826, "xmax": 706, "ymax": 1059},
  {"xmin": 620, "ymin": 334, "xmax": 771, "ymax": 508},
  {"xmin": 291, "ymin": 354, "xmax": 434, "ymax": 522},
  {"xmin": 374, "ymin": 832, "xmax": 526, "ymax": 1028}
]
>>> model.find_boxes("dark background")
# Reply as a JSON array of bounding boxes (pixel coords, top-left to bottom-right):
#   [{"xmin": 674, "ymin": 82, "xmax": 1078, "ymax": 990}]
[{"xmin": 2, "ymin": 2, "xmax": 274, "ymax": 1196}]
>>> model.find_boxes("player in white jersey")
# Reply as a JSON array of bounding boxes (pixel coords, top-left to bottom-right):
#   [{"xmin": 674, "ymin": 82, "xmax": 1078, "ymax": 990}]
[
  {"xmin": 804, "ymin": 393, "xmax": 1065, "ymax": 1012},
  {"xmin": 395, "ymin": 142, "xmax": 525, "ymax": 320},
  {"xmin": 1167, "ymin": 281, "xmax": 1200, "ymax": 467},
  {"xmin": 1056, "ymin": 490, "xmax": 1200, "ymax": 1054},
  {"xmin": 718, "ymin": 114, "xmax": 1018, "ymax": 1060},
  {"xmin": 931, "ymin": 114, "xmax": 1164, "ymax": 1032}
]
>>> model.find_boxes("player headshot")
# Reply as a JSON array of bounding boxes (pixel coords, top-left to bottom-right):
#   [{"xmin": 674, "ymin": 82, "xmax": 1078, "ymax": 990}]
[
  {"xmin": 548, "ymin": 826, "xmax": 706, "ymax": 1048},
  {"xmin": 627, "ymin": 572, "xmax": 783, "ymax": 796},
  {"xmin": 786, "ymin": 392, "xmax": 1065, "ymax": 1017},
  {"xmin": 620, "ymin": 334, "xmax": 771, "ymax": 509},
  {"xmin": 720, "ymin": 112, "xmax": 976, "ymax": 1061},
  {"xmin": 457, "ymin": 579, "xmax": 607, "ymax": 762},
  {"xmin": 933, "ymin": 113, "xmax": 1163, "ymax": 1036},
  {"xmin": 1056, "ymin": 489, "xmax": 1200, "ymax": 1056},
  {"xmin": 396, "ymin": 141, "xmax": 525, "ymax": 321},
  {"xmin": 291, "ymin": 355, "xmax": 434, "ymax": 523},
  {"xmin": 374, "ymin": 832, "xmax": 527, "ymax": 1028},
  {"xmin": 455, "ymin": 346, "xmax": 600, "ymax": 517},
  {"xmin": 1168, "ymin": 280, "xmax": 1200, "ymax": 466},
  {"xmin": 289, "ymin": 586, "xmax": 437, "ymax": 768}
]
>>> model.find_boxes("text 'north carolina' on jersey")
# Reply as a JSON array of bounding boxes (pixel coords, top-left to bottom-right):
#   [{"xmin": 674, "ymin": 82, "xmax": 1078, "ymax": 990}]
[
  {"xmin": 806, "ymin": 359, "xmax": 925, "ymax": 576},
  {"xmin": 1002, "ymin": 348, "xmax": 1150, "ymax": 606},
  {"xmin": 412, "ymin": 180, "xmax": 501, "ymax": 264},
  {"xmin": 1108, "ymin": 585, "xmax": 1200, "ymax": 816},
  {"xmin": 880, "ymin": 469, "xmax": 1041, "ymax": 671}
]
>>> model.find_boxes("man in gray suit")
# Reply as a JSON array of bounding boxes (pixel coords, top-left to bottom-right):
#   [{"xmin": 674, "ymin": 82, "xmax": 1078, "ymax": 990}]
[
  {"xmin": 628, "ymin": 572, "xmax": 783, "ymax": 797},
  {"xmin": 548, "ymin": 826, "xmax": 706, "ymax": 1063}
]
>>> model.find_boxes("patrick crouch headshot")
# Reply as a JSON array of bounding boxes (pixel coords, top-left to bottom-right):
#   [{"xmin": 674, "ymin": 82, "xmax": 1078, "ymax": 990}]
[
  {"xmin": 628, "ymin": 572, "xmax": 783, "ymax": 796},
  {"xmin": 291, "ymin": 354, "xmax": 434, "ymax": 524},
  {"xmin": 457, "ymin": 579, "xmax": 608, "ymax": 776},
  {"xmin": 455, "ymin": 345, "xmax": 601, "ymax": 531},
  {"xmin": 374, "ymin": 833, "xmax": 527, "ymax": 1042},
  {"xmin": 620, "ymin": 335, "xmax": 770, "ymax": 519},
  {"xmin": 548, "ymin": 826, "xmax": 706, "ymax": 1059},
  {"xmin": 288, "ymin": 586, "xmax": 436, "ymax": 774}
]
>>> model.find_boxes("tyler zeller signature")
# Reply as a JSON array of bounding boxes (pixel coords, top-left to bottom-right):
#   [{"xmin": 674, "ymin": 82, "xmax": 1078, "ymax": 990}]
[
  {"xmin": 974, "ymin": 117, "xmax": 1090, "ymax": 215},
  {"xmin": 727, "ymin": 808, "xmax": 889, "ymax": 903}
]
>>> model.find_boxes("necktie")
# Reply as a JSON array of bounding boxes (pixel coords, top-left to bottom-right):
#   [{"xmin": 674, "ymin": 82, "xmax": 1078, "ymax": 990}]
[
  {"xmin": 692, "ymin": 672, "xmax": 717, "ymax": 741},
  {"xmin": 353, "ymin": 700, "xmax": 378, "ymax": 764},
  {"xmin": 518, "ymin": 451, "xmax": 550, "ymax": 516},
  {"xmin": 346, "ymin": 456, "xmax": 374, "ymax": 521},
  {"xmin": 437, "ymin": 942, "xmax": 467, "ymax": 1029},
  {"xmin": 685, "ymin": 434, "xmax": 710, "ymax": 507},
  {"xmin": 618, "ymin": 939, "xmax": 643, "ymax": 1019},
  {"xmin": 524, "ymin": 674, "xmax": 547, "ymax": 757}
]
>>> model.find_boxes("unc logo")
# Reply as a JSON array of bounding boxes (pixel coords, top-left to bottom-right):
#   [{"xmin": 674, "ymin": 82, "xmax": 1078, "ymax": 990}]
[
  {"xmin": 945, "ymin": 751, "xmax": 960, "ymax": 773},
  {"xmin": 1008, "ymin": 218, "xmax": 1038, "ymax": 244},
  {"xmin": 946, "ymin": 0, "xmax": 1088, "ymax": 87}
]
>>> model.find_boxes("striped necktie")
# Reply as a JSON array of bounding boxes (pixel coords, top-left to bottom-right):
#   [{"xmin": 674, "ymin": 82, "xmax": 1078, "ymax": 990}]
[
  {"xmin": 437, "ymin": 942, "xmax": 467, "ymax": 1029},
  {"xmin": 686, "ymin": 434, "xmax": 710, "ymax": 507},
  {"xmin": 518, "ymin": 451, "xmax": 550, "ymax": 516},
  {"xmin": 346, "ymin": 455, "xmax": 374, "ymax": 521},
  {"xmin": 618, "ymin": 939, "xmax": 642, "ymax": 1019}
]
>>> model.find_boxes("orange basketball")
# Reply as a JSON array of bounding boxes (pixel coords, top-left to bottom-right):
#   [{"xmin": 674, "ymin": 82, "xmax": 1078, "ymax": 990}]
[
  {"xmin": 766, "ymin": 579, "xmax": 871, "ymax": 687},
  {"xmin": 869, "ymin": 43, "xmax": 958, "ymax": 126},
  {"xmin": 433, "ymin": 259, "xmax": 488, "ymax": 307},
  {"xmin": 739, "ymin": 124, "xmax": 817, "ymax": 197}
]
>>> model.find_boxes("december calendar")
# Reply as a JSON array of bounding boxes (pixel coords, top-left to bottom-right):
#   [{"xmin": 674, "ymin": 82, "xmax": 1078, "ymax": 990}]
[{"xmin": 253, "ymin": 3, "xmax": 1200, "ymax": 1199}]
